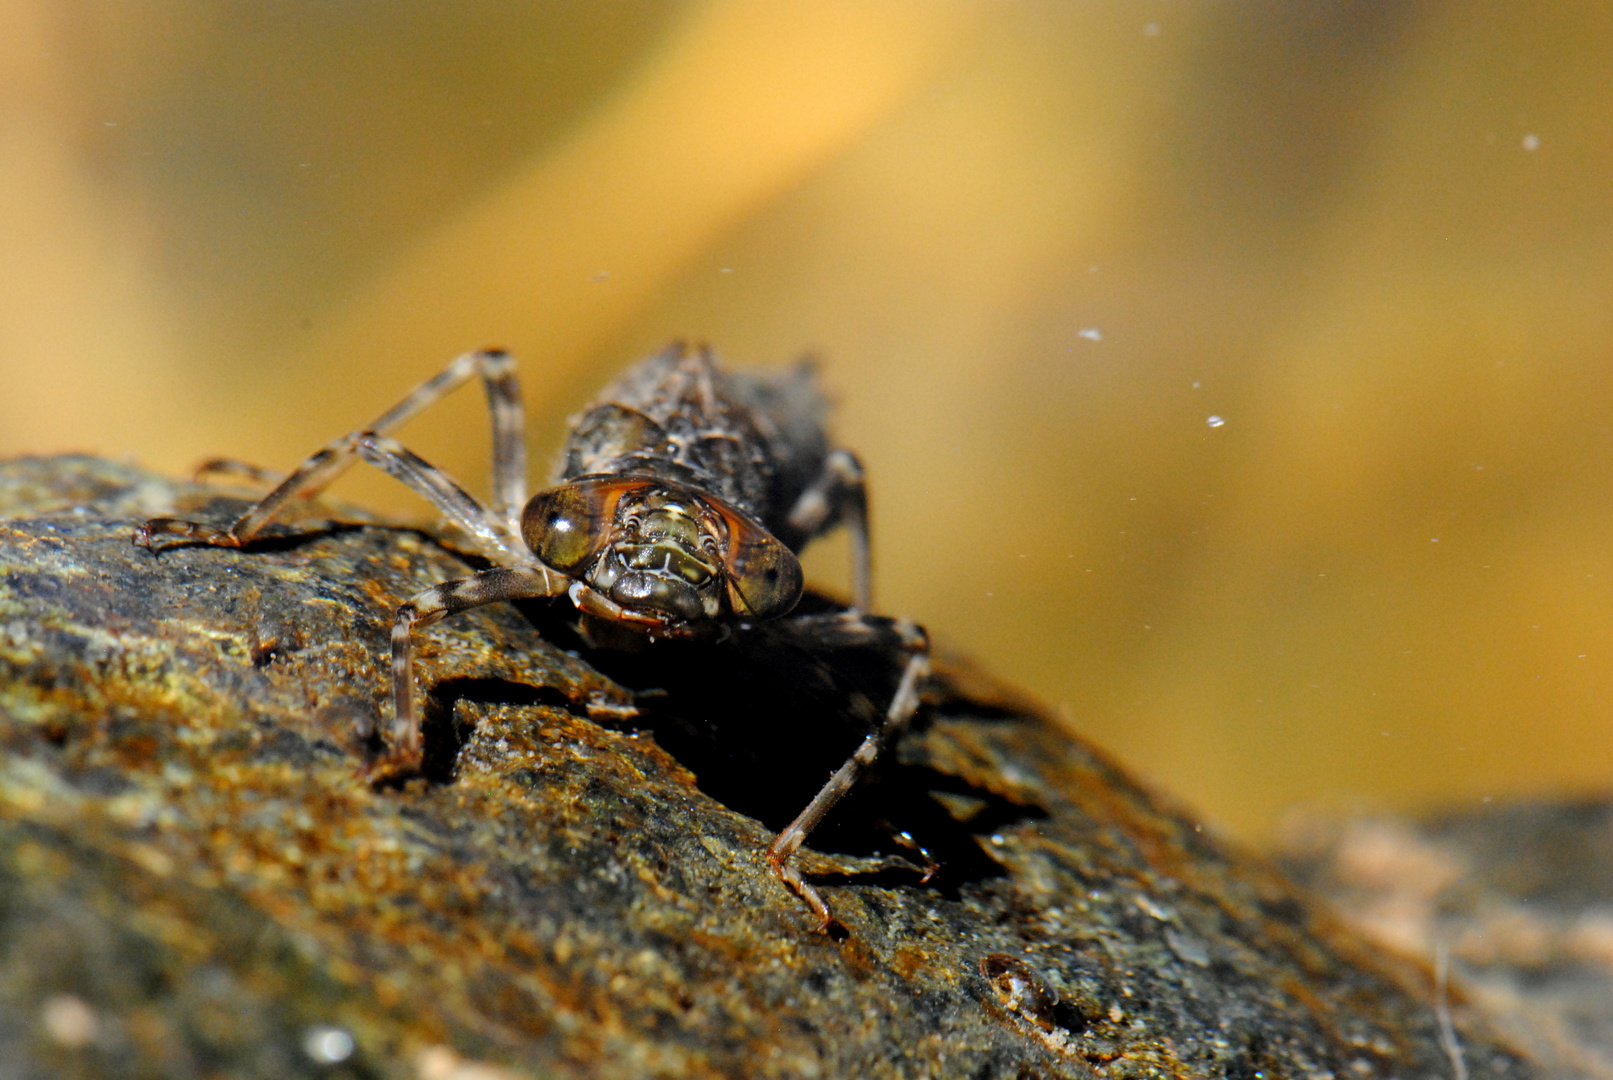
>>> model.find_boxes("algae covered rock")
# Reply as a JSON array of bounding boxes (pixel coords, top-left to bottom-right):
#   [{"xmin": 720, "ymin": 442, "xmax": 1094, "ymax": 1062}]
[{"xmin": 0, "ymin": 455, "xmax": 1539, "ymax": 1079}]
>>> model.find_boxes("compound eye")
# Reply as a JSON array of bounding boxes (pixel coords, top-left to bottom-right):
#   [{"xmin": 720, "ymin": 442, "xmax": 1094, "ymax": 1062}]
[
  {"xmin": 522, "ymin": 481, "xmax": 623, "ymax": 573},
  {"xmin": 721, "ymin": 513, "xmax": 804, "ymax": 619}
]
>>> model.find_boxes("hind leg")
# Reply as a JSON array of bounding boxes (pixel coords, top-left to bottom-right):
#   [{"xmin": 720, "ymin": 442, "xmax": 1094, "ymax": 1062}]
[{"xmin": 786, "ymin": 450, "xmax": 871, "ymax": 611}]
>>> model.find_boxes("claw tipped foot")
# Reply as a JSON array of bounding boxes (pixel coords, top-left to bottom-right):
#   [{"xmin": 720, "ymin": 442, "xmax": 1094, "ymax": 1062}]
[
  {"xmin": 767, "ymin": 843, "xmax": 837, "ymax": 934},
  {"xmin": 132, "ymin": 518, "xmax": 240, "ymax": 551},
  {"xmin": 363, "ymin": 746, "xmax": 425, "ymax": 787}
]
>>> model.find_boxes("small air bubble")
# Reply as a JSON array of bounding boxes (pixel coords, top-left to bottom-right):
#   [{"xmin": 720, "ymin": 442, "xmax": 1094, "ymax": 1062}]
[
  {"xmin": 1143, "ymin": 22, "xmax": 1161, "ymax": 36},
  {"xmin": 1522, "ymin": 133, "xmax": 1540, "ymax": 151},
  {"xmin": 1078, "ymin": 328, "xmax": 1102, "ymax": 341},
  {"xmin": 1206, "ymin": 415, "xmax": 1225, "ymax": 428},
  {"xmin": 979, "ymin": 954, "xmax": 1060, "ymax": 1025}
]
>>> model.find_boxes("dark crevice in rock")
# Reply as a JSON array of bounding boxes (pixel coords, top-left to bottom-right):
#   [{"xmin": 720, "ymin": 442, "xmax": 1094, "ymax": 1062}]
[{"xmin": 422, "ymin": 677, "xmax": 586, "ymax": 782}]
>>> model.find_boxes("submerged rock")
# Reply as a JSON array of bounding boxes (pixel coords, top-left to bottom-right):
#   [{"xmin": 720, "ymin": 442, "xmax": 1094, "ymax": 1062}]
[
  {"xmin": 0, "ymin": 455, "xmax": 1539, "ymax": 1079},
  {"xmin": 1284, "ymin": 799, "xmax": 1613, "ymax": 1080}
]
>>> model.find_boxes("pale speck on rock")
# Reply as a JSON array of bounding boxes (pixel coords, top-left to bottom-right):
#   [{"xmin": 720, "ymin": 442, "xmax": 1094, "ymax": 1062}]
[
  {"xmin": 42, "ymin": 994, "xmax": 99, "ymax": 1048},
  {"xmin": 303, "ymin": 1025, "xmax": 355, "ymax": 1063}
]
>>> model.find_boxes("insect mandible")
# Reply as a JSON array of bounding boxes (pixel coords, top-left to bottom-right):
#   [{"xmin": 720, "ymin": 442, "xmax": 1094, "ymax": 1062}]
[{"xmin": 133, "ymin": 343, "xmax": 930, "ymax": 931}]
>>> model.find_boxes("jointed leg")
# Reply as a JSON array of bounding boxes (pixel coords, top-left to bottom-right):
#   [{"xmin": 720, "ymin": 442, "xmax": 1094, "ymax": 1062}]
[
  {"xmin": 787, "ymin": 449, "xmax": 871, "ymax": 610},
  {"xmin": 376, "ymin": 564, "xmax": 567, "ymax": 777},
  {"xmin": 192, "ymin": 458, "xmax": 288, "ymax": 487},
  {"xmin": 135, "ymin": 349, "xmax": 528, "ymax": 552},
  {"xmin": 765, "ymin": 617, "xmax": 929, "ymax": 931},
  {"xmin": 353, "ymin": 435, "xmax": 517, "ymax": 563}
]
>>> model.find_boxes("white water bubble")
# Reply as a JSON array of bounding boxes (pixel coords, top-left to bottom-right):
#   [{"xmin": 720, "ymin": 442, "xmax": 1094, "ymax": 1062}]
[{"xmin": 1206, "ymin": 415, "xmax": 1225, "ymax": 428}]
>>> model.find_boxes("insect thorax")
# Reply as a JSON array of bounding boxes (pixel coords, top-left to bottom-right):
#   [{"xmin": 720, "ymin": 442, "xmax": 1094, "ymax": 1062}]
[{"xmin": 555, "ymin": 344, "xmax": 830, "ymax": 545}]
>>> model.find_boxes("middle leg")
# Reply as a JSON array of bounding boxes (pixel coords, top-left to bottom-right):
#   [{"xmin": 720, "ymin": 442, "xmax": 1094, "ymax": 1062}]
[{"xmin": 762, "ymin": 614, "xmax": 930, "ymax": 931}]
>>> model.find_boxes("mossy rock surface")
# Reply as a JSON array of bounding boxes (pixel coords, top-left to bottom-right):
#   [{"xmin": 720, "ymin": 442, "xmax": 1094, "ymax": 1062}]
[{"xmin": 0, "ymin": 455, "xmax": 1537, "ymax": 1079}]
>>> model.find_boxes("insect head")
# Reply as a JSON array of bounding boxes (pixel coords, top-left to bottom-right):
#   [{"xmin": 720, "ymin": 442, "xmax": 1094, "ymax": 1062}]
[{"xmin": 522, "ymin": 476, "xmax": 803, "ymax": 635}]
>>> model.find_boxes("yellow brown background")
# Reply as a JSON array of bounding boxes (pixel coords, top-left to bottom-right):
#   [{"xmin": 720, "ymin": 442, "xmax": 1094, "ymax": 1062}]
[{"xmin": 4, "ymin": 1, "xmax": 1610, "ymax": 840}]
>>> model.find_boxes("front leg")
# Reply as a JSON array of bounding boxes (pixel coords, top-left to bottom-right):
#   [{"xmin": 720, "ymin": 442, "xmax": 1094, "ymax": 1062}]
[
  {"xmin": 375, "ymin": 564, "xmax": 567, "ymax": 778},
  {"xmin": 135, "ymin": 349, "xmax": 527, "ymax": 554},
  {"xmin": 763, "ymin": 615, "xmax": 930, "ymax": 931}
]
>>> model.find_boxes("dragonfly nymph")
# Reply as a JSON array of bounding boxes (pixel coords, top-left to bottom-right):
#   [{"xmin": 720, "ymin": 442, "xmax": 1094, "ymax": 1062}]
[{"xmin": 135, "ymin": 343, "xmax": 930, "ymax": 932}]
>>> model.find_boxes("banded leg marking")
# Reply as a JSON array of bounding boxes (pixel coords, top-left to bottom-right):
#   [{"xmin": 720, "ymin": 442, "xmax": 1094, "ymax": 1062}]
[
  {"xmin": 380, "ymin": 564, "xmax": 567, "ymax": 775},
  {"xmin": 192, "ymin": 458, "xmax": 288, "ymax": 487},
  {"xmin": 354, "ymin": 435, "xmax": 515, "ymax": 563}
]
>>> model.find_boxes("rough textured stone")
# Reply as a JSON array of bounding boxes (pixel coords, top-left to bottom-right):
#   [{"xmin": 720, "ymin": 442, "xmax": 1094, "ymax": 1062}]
[{"xmin": 0, "ymin": 455, "xmax": 1542, "ymax": 1079}]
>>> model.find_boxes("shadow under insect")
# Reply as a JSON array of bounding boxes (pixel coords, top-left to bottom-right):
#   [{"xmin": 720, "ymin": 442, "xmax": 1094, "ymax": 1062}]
[{"xmin": 516, "ymin": 591, "xmax": 1048, "ymax": 900}]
